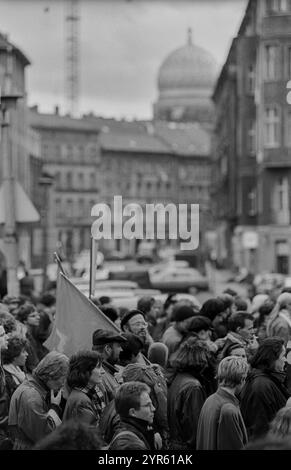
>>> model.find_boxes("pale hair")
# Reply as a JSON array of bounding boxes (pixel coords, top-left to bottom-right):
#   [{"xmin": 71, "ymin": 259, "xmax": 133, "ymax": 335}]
[
  {"xmin": 269, "ymin": 406, "xmax": 291, "ymax": 439},
  {"xmin": 217, "ymin": 356, "xmax": 249, "ymax": 388},
  {"xmin": 266, "ymin": 292, "xmax": 291, "ymax": 336},
  {"xmin": 33, "ymin": 351, "xmax": 69, "ymax": 384}
]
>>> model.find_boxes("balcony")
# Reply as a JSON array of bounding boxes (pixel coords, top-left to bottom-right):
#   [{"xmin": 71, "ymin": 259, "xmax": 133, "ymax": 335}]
[{"xmin": 262, "ymin": 148, "xmax": 291, "ymax": 168}]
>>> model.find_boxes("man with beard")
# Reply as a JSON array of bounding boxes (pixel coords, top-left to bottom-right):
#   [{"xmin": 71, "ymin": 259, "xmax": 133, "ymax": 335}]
[
  {"xmin": 92, "ymin": 329, "xmax": 127, "ymax": 402},
  {"xmin": 120, "ymin": 310, "xmax": 153, "ymax": 361}
]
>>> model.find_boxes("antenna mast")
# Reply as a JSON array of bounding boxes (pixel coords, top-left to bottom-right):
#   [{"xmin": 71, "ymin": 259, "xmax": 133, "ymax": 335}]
[{"xmin": 65, "ymin": 0, "xmax": 79, "ymax": 116}]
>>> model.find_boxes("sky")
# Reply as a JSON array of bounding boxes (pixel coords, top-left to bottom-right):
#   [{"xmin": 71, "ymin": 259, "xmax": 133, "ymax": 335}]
[{"xmin": 0, "ymin": 0, "xmax": 247, "ymax": 120}]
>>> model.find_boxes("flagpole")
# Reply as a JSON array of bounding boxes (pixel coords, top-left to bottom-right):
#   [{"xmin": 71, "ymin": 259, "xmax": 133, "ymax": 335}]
[
  {"xmin": 89, "ymin": 237, "xmax": 97, "ymax": 300},
  {"xmin": 54, "ymin": 252, "xmax": 66, "ymax": 275}
]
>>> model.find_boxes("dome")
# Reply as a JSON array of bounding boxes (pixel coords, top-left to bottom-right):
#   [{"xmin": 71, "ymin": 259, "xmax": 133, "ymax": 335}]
[
  {"xmin": 158, "ymin": 34, "xmax": 217, "ymax": 92},
  {"xmin": 153, "ymin": 30, "xmax": 217, "ymax": 124}
]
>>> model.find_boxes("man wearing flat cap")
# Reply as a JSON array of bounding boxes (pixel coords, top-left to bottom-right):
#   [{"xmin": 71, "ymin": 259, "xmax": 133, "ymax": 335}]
[
  {"xmin": 92, "ymin": 329, "xmax": 127, "ymax": 403},
  {"xmin": 120, "ymin": 309, "xmax": 154, "ymax": 357}
]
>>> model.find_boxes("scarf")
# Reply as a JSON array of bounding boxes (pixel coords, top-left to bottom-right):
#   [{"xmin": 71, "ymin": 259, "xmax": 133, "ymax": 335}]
[{"xmin": 3, "ymin": 364, "xmax": 26, "ymax": 386}]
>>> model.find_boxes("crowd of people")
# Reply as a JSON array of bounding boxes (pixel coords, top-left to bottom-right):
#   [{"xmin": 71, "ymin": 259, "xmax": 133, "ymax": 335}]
[{"xmin": 1, "ymin": 279, "xmax": 291, "ymax": 450}]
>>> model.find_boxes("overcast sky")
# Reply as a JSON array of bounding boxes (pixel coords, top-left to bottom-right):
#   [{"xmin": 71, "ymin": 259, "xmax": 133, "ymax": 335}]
[{"xmin": 0, "ymin": 0, "xmax": 247, "ymax": 119}]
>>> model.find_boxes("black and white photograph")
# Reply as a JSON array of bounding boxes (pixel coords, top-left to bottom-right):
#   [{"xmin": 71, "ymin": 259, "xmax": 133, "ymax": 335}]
[{"xmin": 0, "ymin": 0, "xmax": 291, "ymax": 455}]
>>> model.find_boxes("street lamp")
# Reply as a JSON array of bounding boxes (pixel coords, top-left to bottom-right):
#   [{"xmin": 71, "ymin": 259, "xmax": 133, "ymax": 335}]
[
  {"xmin": 0, "ymin": 86, "xmax": 23, "ymax": 296},
  {"xmin": 38, "ymin": 172, "xmax": 54, "ymax": 293}
]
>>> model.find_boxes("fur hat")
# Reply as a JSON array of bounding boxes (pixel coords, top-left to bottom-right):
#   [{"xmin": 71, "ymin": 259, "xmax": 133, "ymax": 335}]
[{"xmin": 172, "ymin": 304, "xmax": 196, "ymax": 322}]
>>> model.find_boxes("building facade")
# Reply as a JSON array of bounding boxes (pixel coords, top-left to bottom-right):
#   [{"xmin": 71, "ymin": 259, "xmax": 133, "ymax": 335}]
[
  {"xmin": 29, "ymin": 107, "xmax": 102, "ymax": 263},
  {"xmin": 212, "ymin": 0, "xmax": 291, "ymax": 274},
  {"xmin": 0, "ymin": 33, "xmax": 41, "ymax": 271},
  {"xmin": 30, "ymin": 107, "xmax": 212, "ymax": 262}
]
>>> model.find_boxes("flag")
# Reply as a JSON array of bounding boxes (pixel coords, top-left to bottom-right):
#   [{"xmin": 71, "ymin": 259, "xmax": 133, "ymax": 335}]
[{"xmin": 45, "ymin": 271, "xmax": 120, "ymax": 357}]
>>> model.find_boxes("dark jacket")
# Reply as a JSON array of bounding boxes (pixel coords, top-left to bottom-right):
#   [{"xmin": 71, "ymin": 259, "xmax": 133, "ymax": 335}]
[
  {"xmin": 240, "ymin": 368, "xmax": 290, "ymax": 440},
  {"xmin": 99, "ymin": 399, "xmax": 121, "ymax": 444},
  {"xmin": 108, "ymin": 416, "xmax": 155, "ymax": 450},
  {"xmin": 102, "ymin": 361, "xmax": 121, "ymax": 404},
  {"xmin": 63, "ymin": 388, "xmax": 101, "ymax": 426},
  {"xmin": 8, "ymin": 377, "xmax": 61, "ymax": 449},
  {"xmin": 197, "ymin": 387, "xmax": 248, "ymax": 450},
  {"xmin": 168, "ymin": 372, "xmax": 206, "ymax": 450},
  {"xmin": 0, "ymin": 366, "xmax": 9, "ymax": 441},
  {"xmin": 4, "ymin": 369, "xmax": 20, "ymax": 403}
]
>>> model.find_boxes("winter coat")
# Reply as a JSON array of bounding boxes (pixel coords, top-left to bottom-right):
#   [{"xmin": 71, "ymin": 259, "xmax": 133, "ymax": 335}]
[
  {"xmin": 167, "ymin": 372, "xmax": 206, "ymax": 450},
  {"xmin": 240, "ymin": 368, "xmax": 290, "ymax": 440},
  {"xmin": 267, "ymin": 309, "xmax": 291, "ymax": 345},
  {"xmin": 196, "ymin": 387, "xmax": 248, "ymax": 450},
  {"xmin": 8, "ymin": 377, "xmax": 61, "ymax": 449},
  {"xmin": 3, "ymin": 365, "xmax": 26, "ymax": 402},
  {"xmin": 218, "ymin": 332, "xmax": 257, "ymax": 362},
  {"xmin": 0, "ymin": 366, "xmax": 9, "ymax": 443},
  {"xmin": 108, "ymin": 416, "xmax": 155, "ymax": 450},
  {"xmin": 162, "ymin": 325, "xmax": 183, "ymax": 359},
  {"xmin": 63, "ymin": 388, "xmax": 101, "ymax": 426},
  {"xmin": 102, "ymin": 361, "xmax": 121, "ymax": 404}
]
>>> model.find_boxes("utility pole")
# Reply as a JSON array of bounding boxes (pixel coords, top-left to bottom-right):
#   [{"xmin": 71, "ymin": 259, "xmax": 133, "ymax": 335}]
[{"xmin": 0, "ymin": 45, "xmax": 22, "ymax": 296}]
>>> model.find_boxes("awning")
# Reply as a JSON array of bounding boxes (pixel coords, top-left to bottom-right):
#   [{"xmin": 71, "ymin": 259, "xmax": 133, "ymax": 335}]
[{"xmin": 0, "ymin": 181, "xmax": 40, "ymax": 223}]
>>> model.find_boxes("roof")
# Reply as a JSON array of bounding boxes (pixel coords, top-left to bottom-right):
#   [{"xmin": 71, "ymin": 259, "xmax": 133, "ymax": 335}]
[
  {"xmin": 153, "ymin": 121, "xmax": 211, "ymax": 157},
  {"xmin": 0, "ymin": 33, "xmax": 30, "ymax": 66},
  {"xmin": 99, "ymin": 131, "xmax": 171, "ymax": 154},
  {"xmin": 28, "ymin": 110, "xmax": 211, "ymax": 157},
  {"xmin": 82, "ymin": 115, "xmax": 147, "ymax": 134},
  {"xmin": 29, "ymin": 110, "xmax": 100, "ymax": 133}
]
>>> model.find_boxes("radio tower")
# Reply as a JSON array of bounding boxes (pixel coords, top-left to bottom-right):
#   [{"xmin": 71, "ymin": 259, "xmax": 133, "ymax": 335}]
[{"xmin": 65, "ymin": 0, "xmax": 79, "ymax": 116}]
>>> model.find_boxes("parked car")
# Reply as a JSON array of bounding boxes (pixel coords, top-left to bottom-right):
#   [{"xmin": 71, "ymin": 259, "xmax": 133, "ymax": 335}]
[
  {"xmin": 95, "ymin": 280, "xmax": 139, "ymax": 291},
  {"xmin": 150, "ymin": 267, "xmax": 209, "ymax": 293},
  {"xmin": 108, "ymin": 267, "xmax": 152, "ymax": 289},
  {"xmin": 154, "ymin": 292, "xmax": 201, "ymax": 310}
]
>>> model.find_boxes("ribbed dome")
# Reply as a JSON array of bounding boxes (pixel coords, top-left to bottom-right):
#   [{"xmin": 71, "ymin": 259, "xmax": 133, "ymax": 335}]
[{"xmin": 158, "ymin": 41, "xmax": 217, "ymax": 91}]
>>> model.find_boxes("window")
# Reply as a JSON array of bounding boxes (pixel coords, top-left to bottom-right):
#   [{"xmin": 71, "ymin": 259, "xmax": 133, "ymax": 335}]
[
  {"xmin": 286, "ymin": 110, "xmax": 291, "ymax": 147},
  {"xmin": 90, "ymin": 172, "xmax": 95, "ymax": 188},
  {"xmin": 247, "ymin": 65, "xmax": 255, "ymax": 93},
  {"xmin": 55, "ymin": 198, "xmax": 61, "ymax": 218},
  {"xmin": 54, "ymin": 171, "xmax": 61, "ymax": 188},
  {"xmin": 66, "ymin": 199, "xmax": 73, "ymax": 218},
  {"xmin": 247, "ymin": 120, "xmax": 256, "ymax": 155},
  {"xmin": 248, "ymin": 190, "xmax": 257, "ymax": 216},
  {"xmin": 264, "ymin": 106, "xmax": 280, "ymax": 147},
  {"xmin": 271, "ymin": 0, "xmax": 288, "ymax": 11},
  {"xmin": 78, "ymin": 199, "xmax": 84, "ymax": 216},
  {"xmin": 66, "ymin": 171, "xmax": 73, "ymax": 188},
  {"xmin": 220, "ymin": 156, "xmax": 227, "ymax": 176},
  {"xmin": 265, "ymin": 45, "xmax": 279, "ymax": 80},
  {"xmin": 78, "ymin": 173, "xmax": 84, "ymax": 189},
  {"xmin": 273, "ymin": 177, "xmax": 290, "ymax": 224}
]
